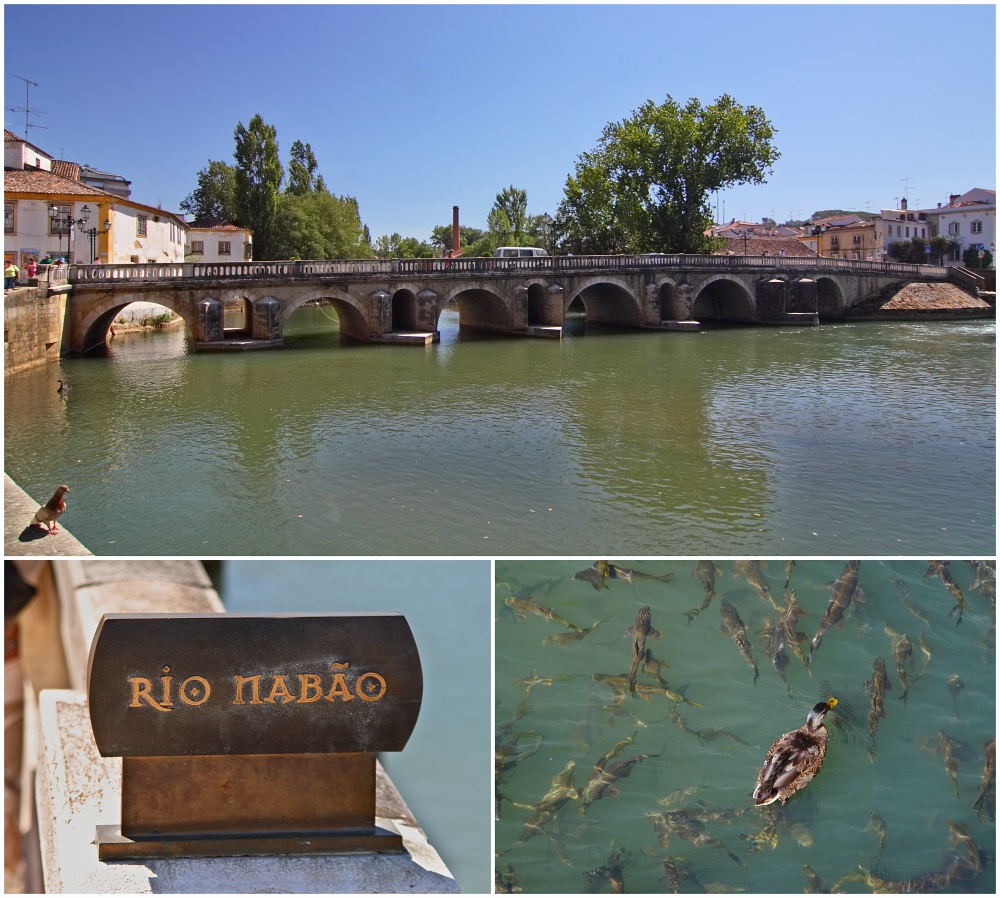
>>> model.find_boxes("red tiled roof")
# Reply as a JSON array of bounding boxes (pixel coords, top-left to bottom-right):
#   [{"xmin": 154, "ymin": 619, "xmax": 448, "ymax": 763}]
[
  {"xmin": 5, "ymin": 128, "xmax": 23, "ymax": 141},
  {"xmin": 4, "ymin": 168, "xmax": 118, "ymax": 197},
  {"xmin": 715, "ymin": 236, "xmax": 817, "ymax": 257},
  {"xmin": 51, "ymin": 160, "xmax": 80, "ymax": 181}
]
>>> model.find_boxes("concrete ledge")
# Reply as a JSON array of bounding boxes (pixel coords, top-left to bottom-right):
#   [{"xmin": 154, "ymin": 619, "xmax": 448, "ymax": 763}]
[
  {"xmin": 658, "ymin": 319, "xmax": 701, "ymax": 331},
  {"xmin": 525, "ymin": 325, "xmax": 562, "ymax": 338},
  {"xmin": 372, "ymin": 332, "xmax": 439, "ymax": 345},
  {"xmin": 36, "ymin": 691, "xmax": 457, "ymax": 893},
  {"xmin": 191, "ymin": 338, "xmax": 284, "ymax": 351},
  {"xmin": 4, "ymin": 474, "xmax": 91, "ymax": 556}
]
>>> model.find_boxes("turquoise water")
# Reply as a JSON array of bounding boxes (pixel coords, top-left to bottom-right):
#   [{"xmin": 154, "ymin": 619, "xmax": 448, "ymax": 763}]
[
  {"xmin": 495, "ymin": 560, "xmax": 996, "ymax": 893},
  {"xmin": 213, "ymin": 560, "xmax": 492, "ymax": 893},
  {"xmin": 3, "ymin": 312, "xmax": 994, "ymax": 555}
]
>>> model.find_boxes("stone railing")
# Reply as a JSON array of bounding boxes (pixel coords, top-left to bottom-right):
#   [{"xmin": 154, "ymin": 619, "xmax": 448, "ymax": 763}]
[
  {"xmin": 67, "ymin": 254, "xmax": 949, "ymax": 284},
  {"xmin": 8, "ymin": 560, "xmax": 456, "ymax": 894}
]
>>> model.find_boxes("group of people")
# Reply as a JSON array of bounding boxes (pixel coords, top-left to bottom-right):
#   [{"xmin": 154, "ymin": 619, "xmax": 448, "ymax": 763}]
[{"xmin": 4, "ymin": 256, "xmax": 66, "ymax": 292}]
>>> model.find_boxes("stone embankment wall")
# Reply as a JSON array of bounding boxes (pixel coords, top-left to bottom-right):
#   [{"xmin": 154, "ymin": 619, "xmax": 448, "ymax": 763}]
[{"xmin": 3, "ymin": 287, "xmax": 68, "ymax": 375}]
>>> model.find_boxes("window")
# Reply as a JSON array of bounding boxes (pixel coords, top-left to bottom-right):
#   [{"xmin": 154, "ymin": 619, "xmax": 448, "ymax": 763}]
[
  {"xmin": 950, "ymin": 222, "xmax": 960, "ymax": 236},
  {"xmin": 853, "ymin": 234, "xmax": 861, "ymax": 243},
  {"xmin": 136, "ymin": 215, "xmax": 148, "ymax": 237},
  {"xmin": 830, "ymin": 236, "xmax": 839, "ymax": 246},
  {"xmin": 50, "ymin": 203, "xmax": 70, "ymax": 235},
  {"xmin": 896, "ymin": 226, "xmax": 901, "ymax": 237},
  {"xmin": 190, "ymin": 240, "xmax": 204, "ymax": 254},
  {"xmin": 905, "ymin": 227, "xmax": 910, "ymax": 238},
  {"xmin": 971, "ymin": 220, "xmax": 983, "ymax": 234},
  {"xmin": 218, "ymin": 241, "xmax": 231, "ymax": 256},
  {"xmin": 4, "ymin": 202, "xmax": 13, "ymax": 234}
]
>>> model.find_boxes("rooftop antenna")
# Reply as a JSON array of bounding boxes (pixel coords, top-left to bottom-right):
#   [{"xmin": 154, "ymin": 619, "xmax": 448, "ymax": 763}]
[
  {"xmin": 901, "ymin": 176, "xmax": 913, "ymax": 200},
  {"xmin": 5, "ymin": 75, "xmax": 46, "ymax": 140}
]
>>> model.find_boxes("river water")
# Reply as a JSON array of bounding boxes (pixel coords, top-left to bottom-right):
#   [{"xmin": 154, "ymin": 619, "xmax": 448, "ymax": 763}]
[
  {"xmin": 494, "ymin": 559, "xmax": 996, "ymax": 894},
  {"xmin": 213, "ymin": 559, "xmax": 492, "ymax": 893},
  {"xmin": 3, "ymin": 309, "xmax": 995, "ymax": 555}
]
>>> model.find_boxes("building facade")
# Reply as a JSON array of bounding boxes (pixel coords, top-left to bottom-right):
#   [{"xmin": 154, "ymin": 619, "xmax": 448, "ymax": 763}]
[{"xmin": 184, "ymin": 221, "xmax": 253, "ymax": 263}]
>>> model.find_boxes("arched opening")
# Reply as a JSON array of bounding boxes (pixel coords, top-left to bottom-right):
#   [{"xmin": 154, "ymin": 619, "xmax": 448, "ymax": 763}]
[
  {"xmin": 568, "ymin": 282, "xmax": 643, "ymax": 331},
  {"xmin": 223, "ymin": 296, "xmax": 253, "ymax": 335},
  {"xmin": 564, "ymin": 296, "xmax": 587, "ymax": 336},
  {"xmin": 446, "ymin": 288, "xmax": 510, "ymax": 335},
  {"xmin": 691, "ymin": 278, "xmax": 755, "ymax": 323},
  {"xmin": 283, "ymin": 296, "xmax": 370, "ymax": 347},
  {"xmin": 80, "ymin": 300, "xmax": 186, "ymax": 356},
  {"xmin": 527, "ymin": 283, "xmax": 546, "ymax": 326},
  {"xmin": 659, "ymin": 282, "xmax": 678, "ymax": 321},
  {"xmin": 392, "ymin": 289, "xmax": 417, "ymax": 331},
  {"xmin": 815, "ymin": 278, "xmax": 845, "ymax": 318}
]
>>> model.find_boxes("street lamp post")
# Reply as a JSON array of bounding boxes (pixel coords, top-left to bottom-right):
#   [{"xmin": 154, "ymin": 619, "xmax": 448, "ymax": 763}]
[
  {"xmin": 736, "ymin": 227, "xmax": 755, "ymax": 255},
  {"xmin": 81, "ymin": 218, "xmax": 112, "ymax": 264},
  {"xmin": 49, "ymin": 203, "xmax": 93, "ymax": 262}
]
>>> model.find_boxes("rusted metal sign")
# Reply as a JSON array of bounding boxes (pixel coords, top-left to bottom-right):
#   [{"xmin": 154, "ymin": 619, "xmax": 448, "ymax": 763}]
[
  {"xmin": 87, "ymin": 612, "xmax": 422, "ymax": 757},
  {"xmin": 86, "ymin": 612, "xmax": 422, "ymax": 860}
]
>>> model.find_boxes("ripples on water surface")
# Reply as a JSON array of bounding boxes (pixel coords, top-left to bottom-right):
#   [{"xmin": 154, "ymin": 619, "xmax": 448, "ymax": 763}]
[
  {"xmin": 3, "ymin": 311, "xmax": 994, "ymax": 554},
  {"xmin": 495, "ymin": 559, "xmax": 996, "ymax": 893}
]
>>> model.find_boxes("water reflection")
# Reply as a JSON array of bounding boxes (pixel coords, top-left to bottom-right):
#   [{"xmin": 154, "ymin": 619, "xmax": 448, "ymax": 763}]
[{"xmin": 495, "ymin": 559, "xmax": 996, "ymax": 894}]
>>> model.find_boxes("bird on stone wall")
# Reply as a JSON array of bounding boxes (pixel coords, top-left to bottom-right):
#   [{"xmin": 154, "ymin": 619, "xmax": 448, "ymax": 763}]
[{"xmin": 34, "ymin": 485, "xmax": 69, "ymax": 533}]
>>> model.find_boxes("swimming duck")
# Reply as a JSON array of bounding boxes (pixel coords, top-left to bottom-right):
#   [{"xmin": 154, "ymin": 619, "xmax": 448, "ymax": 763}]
[
  {"xmin": 753, "ymin": 698, "xmax": 837, "ymax": 806},
  {"xmin": 56, "ymin": 379, "xmax": 70, "ymax": 393}
]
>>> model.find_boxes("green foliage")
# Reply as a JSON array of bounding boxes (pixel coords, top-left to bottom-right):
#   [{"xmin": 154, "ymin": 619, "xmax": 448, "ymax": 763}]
[
  {"xmin": 373, "ymin": 234, "xmax": 436, "ymax": 258},
  {"xmin": 428, "ymin": 224, "xmax": 486, "ymax": 253},
  {"xmin": 286, "ymin": 140, "xmax": 320, "ymax": 196},
  {"xmin": 274, "ymin": 191, "xmax": 374, "ymax": 261},
  {"xmin": 812, "ymin": 209, "xmax": 878, "ymax": 221},
  {"xmin": 886, "ymin": 235, "xmax": 958, "ymax": 265},
  {"xmin": 555, "ymin": 94, "xmax": 780, "ymax": 254},
  {"xmin": 234, "ymin": 114, "xmax": 284, "ymax": 259},
  {"xmin": 963, "ymin": 245, "xmax": 993, "ymax": 269},
  {"xmin": 180, "ymin": 160, "xmax": 238, "ymax": 223}
]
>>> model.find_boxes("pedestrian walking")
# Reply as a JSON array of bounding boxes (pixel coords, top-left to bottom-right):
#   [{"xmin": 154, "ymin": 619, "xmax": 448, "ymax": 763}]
[{"xmin": 4, "ymin": 259, "xmax": 20, "ymax": 291}]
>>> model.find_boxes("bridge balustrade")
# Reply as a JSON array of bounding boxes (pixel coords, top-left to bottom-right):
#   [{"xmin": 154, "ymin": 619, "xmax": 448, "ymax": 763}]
[{"xmin": 67, "ymin": 255, "xmax": 948, "ymax": 284}]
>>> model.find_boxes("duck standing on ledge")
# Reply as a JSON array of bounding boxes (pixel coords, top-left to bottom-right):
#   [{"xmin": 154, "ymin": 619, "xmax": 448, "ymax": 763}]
[{"xmin": 753, "ymin": 698, "xmax": 838, "ymax": 806}]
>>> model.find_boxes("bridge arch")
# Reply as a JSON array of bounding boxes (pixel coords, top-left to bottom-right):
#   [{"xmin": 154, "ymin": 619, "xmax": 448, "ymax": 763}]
[
  {"xmin": 815, "ymin": 276, "xmax": 846, "ymax": 318},
  {"xmin": 76, "ymin": 292, "xmax": 196, "ymax": 352},
  {"xmin": 281, "ymin": 287, "xmax": 371, "ymax": 340},
  {"xmin": 690, "ymin": 275, "xmax": 756, "ymax": 322},
  {"xmin": 566, "ymin": 276, "xmax": 643, "ymax": 327},
  {"xmin": 439, "ymin": 284, "xmax": 511, "ymax": 334},
  {"xmin": 650, "ymin": 275, "xmax": 685, "ymax": 321},
  {"xmin": 391, "ymin": 288, "xmax": 418, "ymax": 330}
]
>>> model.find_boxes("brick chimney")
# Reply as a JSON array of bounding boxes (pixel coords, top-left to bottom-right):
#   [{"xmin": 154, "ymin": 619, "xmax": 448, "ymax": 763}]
[{"xmin": 452, "ymin": 206, "xmax": 461, "ymax": 256}]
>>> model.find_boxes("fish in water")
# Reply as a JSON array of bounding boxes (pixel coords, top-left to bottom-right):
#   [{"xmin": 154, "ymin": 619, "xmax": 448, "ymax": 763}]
[
  {"xmin": 505, "ymin": 595, "xmax": 581, "ymax": 630},
  {"xmin": 582, "ymin": 843, "xmax": 633, "ymax": 894},
  {"xmin": 513, "ymin": 668, "xmax": 569, "ymax": 695},
  {"xmin": 494, "ymin": 863, "xmax": 523, "ymax": 893},
  {"xmin": 511, "ymin": 760, "xmax": 578, "ymax": 847},
  {"xmin": 733, "ymin": 560, "xmax": 780, "ymax": 610},
  {"xmin": 892, "ymin": 632, "xmax": 913, "ymax": 707},
  {"xmin": 810, "ymin": 560, "xmax": 864, "ymax": 659},
  {"xmin": 686, "ymin": 561, "xmax": 722, "ymax": 622},
  {"xmin": 925, "ymin": 560, "xmax": 966, "ymax": 624},
  {"xmin": 784, "ymin": 560, "xmax": 796, "ymax": 589},
  {"xmin": 641, "ymin": 649, "xmax": 670, "ymax": 688},
  {"xmin": 865, "ymin": 657, "xmax": 891, "ymax": 758},
  {"xmin": 592, "ymin": 672, "xmax": 702, "ymax": 707},
  {"xmin": 760, "ymin": 589, "xmax": 810, "ymax": 694},
  {"xmin": 647, "ymin": 808, "xmax": 748, "ymax": 869},
  {"xmin": 613, "ymin": 564, "xmax": 675, "ymax": 584},
  {"xmin": 719, "ymin": 598, "xmax": 759, "ymax": 685},
  {"xmin": 865, "ymin": 809, "xmax": 887, "ymax": 860},
  {"xmin": 753, "ymin": 698, "xmax": 838, "ymax": 806},
  {"xmin": 973, "ymin": 738, "xmax": 995, "ymax": 824},
  {"xmin": 802, "ymin": 864, "xmax": 832, "ymax": 894},
  {"xmin": 578, "ymin": 732, "xmax": 663, "ymax": 814},
  {"xmin": 918, "ymin": 632, "xmax": 933, "ymax": 676},
  {"xmin": 948, "ymin": 675, "xmax": 964, "ymax": 720},
  {"xmin": 543, "ymin": 617, "xmax": 609, "ymax": 646},
  {"xmin": 574, "ymin": 560, "xmax": 613, "ymax": 591},
  {"xmin": 495, "ymin": 731, "xmax": 543, "ymax": 780},
  {"xmin": 626, "ymin": 605, "xmax": 660, "ymax": 693},
  {"xmin": 917, "ymin": 729, "xmax": 971, "ymax": 799}
]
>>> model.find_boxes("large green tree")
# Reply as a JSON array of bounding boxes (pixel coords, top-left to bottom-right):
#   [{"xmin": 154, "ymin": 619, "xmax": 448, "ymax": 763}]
[
  {"xmin": 180, "ymin": 160, "xmax": 238, "ymax": 223},
  {"xmin": 554, "ymin": 94, "xmax": 780, "ymax": 254},
  {"xmin": 274, "ymin": 191, "xmax": 373, "ymax": 260},
  {"xmin": 286, "ymin": 140, "xmax": 319, "ymax": 196},
  {"xmin": 234, "ymin": 114, "xmax": 284, "ymax": 259}
]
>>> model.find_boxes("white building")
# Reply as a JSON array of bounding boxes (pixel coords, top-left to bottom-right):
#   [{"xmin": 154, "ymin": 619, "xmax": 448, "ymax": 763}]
[
  {"xmin": 877, "ymin": 189, "xmax": 995, "ymax": 267},
  {"xmin": 184, "ymin": 220, "xmax": 253, "ymax": 263},
  {"xmin": 5, "ymin": 129, "xmax": 186, "ymax": 266}
]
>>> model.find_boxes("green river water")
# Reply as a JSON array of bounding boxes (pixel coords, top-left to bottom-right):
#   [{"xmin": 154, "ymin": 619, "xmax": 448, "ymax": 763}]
[
  {"xmin": 495, "ymin": 559, "xmax": 996, "ymax": 893},
  {"xmin": 3, "ymin": 310, "xmax": 994, "ymax": 556}
]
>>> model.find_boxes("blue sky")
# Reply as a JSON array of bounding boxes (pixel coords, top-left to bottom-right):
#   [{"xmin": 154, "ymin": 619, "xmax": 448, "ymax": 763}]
[{"xmin": 5, "ymin": 3, "xmax": 996, "ymax": 244}]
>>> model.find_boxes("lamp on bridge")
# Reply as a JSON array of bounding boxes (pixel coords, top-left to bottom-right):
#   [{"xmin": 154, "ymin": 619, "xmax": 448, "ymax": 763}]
[
  {"xmin": 81, "ymin": 216, "xmax": 112, "ymax": 264},
  {"xmin": 49, "ymin": 202, "xmax": 93, "ymax": 262},
  {"xmin": 736, "ymin": 227, "xmax": 756, "ymax": 256}
]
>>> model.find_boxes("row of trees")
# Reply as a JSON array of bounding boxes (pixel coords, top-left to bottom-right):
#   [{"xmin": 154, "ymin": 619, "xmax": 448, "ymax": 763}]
[{"xmin": 181, "ymin": 96, "xmax": 781, "ymax": 260}]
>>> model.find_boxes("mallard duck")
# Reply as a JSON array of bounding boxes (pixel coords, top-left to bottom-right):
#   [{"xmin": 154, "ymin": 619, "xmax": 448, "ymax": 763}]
[{"xmin": 753, "ymin": 698, "xmax": 837, "ymax": 806}]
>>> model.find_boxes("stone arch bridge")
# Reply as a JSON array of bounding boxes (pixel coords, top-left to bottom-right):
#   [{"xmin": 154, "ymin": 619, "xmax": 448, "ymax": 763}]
[{"xmin": 64, "ymin": 254, "xmax": 951, "ymax": 353}]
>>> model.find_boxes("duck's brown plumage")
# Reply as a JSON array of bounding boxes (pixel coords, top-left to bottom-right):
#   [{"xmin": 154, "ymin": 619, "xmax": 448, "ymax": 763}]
[{"xmin": 753, "ymin": 699, "xmax": 837, "ymax": 806}]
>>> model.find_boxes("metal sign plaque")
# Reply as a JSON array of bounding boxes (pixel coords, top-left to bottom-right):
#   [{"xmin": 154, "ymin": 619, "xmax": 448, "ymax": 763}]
[
  {"xmin": 86, "ymin": 612, "xmax": 423, "ymax": 860},
  {"xmin": 87, "ymin": 613, "xmax": 422, "ymax": 757}
]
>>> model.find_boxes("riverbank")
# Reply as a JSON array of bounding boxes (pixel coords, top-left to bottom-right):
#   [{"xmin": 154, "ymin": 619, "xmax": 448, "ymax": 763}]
[
  {"xmin": 3, "ymin": 474, "xmax": 91, "ymax": 555},
  {"xmin": 846, "ymin": 281, "xmax": 995, "ymax": 319}
]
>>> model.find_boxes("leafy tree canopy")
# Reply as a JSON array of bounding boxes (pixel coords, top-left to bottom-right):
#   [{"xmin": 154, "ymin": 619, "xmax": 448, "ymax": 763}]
[
  {"xmin": 886, "ymin": 235, "xmax": 957, "ymax": 265},
  {"xmin": 554, "ymin": 94, "xmax": 779, "ymax": 254},
  {"xmin": 274, "ymin": 191, "xmax": 374, "ymax": 260},
  {"xmin": 234, "ymin": 113, "xmax": 284, "ymax": 259},
  {"xmin": 373, "ymin": 233, "xmax": 436, "ymax": 258},
  {"xmin": 180, "ymin": 160, "xmax": 238, "ymax": 223},
  {"xmin": 286, "ymin": 140, "xmax": 320, "ymax": 196}
]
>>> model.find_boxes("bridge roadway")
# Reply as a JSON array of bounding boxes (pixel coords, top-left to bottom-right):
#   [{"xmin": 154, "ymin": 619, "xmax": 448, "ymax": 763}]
[{"xmin": 64, "ymin": 254, "xmax": 950, "ymax": 353}]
